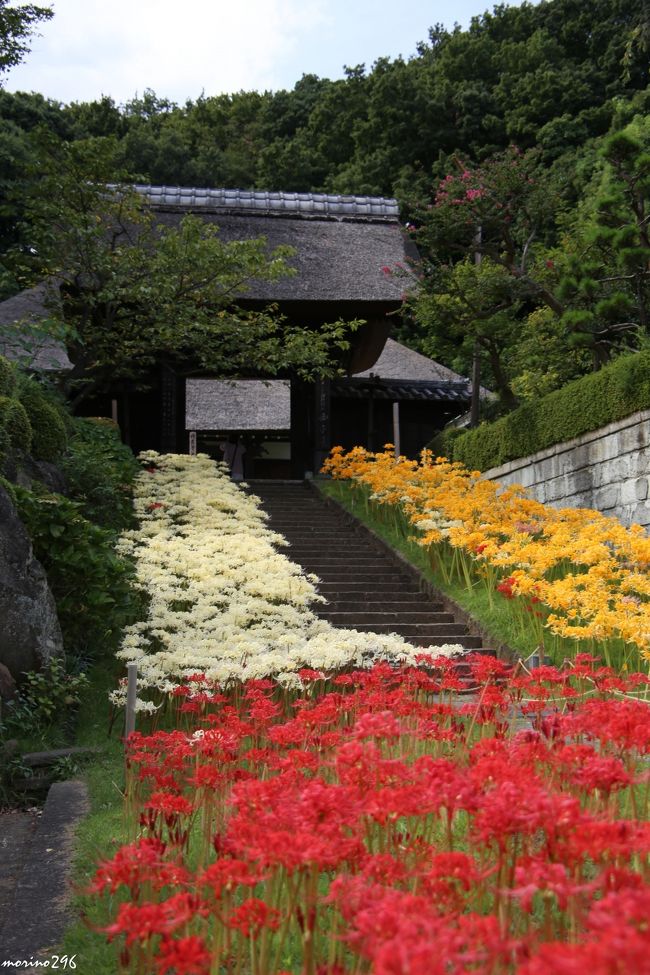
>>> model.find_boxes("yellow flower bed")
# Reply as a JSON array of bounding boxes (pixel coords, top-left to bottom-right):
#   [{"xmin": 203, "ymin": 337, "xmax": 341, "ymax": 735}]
[
  {"xmin": 322, "ymin": 446, "xmax": 650, "ymax": 666},
  {"xmin": 113, "ymin": 453, "xmax": 463, "ymax": 707}
]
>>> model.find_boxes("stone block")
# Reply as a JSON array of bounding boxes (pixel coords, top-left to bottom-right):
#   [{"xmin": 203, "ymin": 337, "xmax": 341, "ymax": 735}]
[
  {"xmin": 621, "ymin": 479, "xmax": 644, "ymax": 505},
  {"xmin": 0, "ymin": 663, "xmax": 16, "ymax": 702},
  {"xmin": 540, "ymin": 477, "xmax": 560, "ymax": 503},
  {"xmin": 567, "ymin": 443, "xmax": 593, "ymax": 469},
  {"xmin": 597, "ymin": 433, "xmax": 627, "ymax": 463},
  {"xmin": 633, "ymin": 452, "xmax": 650, "ymax": 477},
  {"xmin": 635, "ymin": 478, "xmax": 649, "ymax": 501},
  {"xmin": 628, "ymin": 502, "xmax": 650, "ymax": 529},
  {"xmin": 611, "ymin": 456, "xmax": 634, "ymax": 481},
  {"xmin": 594, "ymin": 485, "xmax": 619, "ymax": 511},
  {"xmin": 0, "ymin": 486, "xmax": 63, "ymax": 681},
  {"xmin": 568, "ymin": 467, "xmax": 595, "ymax": 496}
]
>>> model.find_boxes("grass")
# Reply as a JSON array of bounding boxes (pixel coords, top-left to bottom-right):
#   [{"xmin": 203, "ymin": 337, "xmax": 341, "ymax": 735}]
[
  {"xmin": 316, "ymin": 478, "xmax": 540, "ymax": 661},
  {"xmin": 55, "ymin": 653, "xmax": 130, "ymax": 972}
]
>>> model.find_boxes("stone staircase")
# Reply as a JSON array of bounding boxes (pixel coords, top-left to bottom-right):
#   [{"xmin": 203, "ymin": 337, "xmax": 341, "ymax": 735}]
[{"xmin": 251, "ymin": 481, "xmax": 488, "ymax": 653}]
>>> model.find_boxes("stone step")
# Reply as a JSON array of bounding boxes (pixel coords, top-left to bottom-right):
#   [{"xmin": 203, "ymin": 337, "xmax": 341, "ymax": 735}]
[
  {"xmin": 309, "ymin": 572, "xmax": 413, "ymax": 583},
  {"xmin": 271, "ymin": 527, "xmax": 352, "ymax": 535},
  {"xmin": 316, "ymin": 584, "xmax": 424, "ymax": 596},
  {"xmin": 322, "ymin": 600, "xmax": 444, "ymax": 613},
  {"xmin": 295, "ymin": 559, "xmax": 388, "ymax": 568},
  {"xmin": 290, "ymin": 551, "xmax": 374, "ymax": 558},
  {"xmin": 408, "ymin": 635, "xmax": 484, "ymax": 648},
  {"xmin": 286, "ymin": 539, "xmax": 374, "ymax": 547},
  {"xmin": 327, "ymin": 620, "xmax": 470, "ymax": 636},
  {"xmin": 283, "ymin": 539, "xmax": 378, "ymax": 560},
  {"xmin": 320, "ymin": 611, "xmax": 456, "ymax": 625},
  {"xmin": 253, "ymin": 484, "xmax": 488, "ymax": 657},
  {"xmin": 269, "ymin": 511, "xmax": 344, "ymax": 531}
]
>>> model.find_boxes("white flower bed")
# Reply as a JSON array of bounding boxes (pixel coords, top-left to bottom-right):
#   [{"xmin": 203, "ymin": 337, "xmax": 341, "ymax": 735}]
[{"xmin": 113, "ymin": 453, "xmax": 463, "ymax": 705}]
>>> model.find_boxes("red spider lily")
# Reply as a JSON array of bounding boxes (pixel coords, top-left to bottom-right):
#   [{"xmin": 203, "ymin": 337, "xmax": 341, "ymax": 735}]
[
  {"xmin": 351, "ymin": 710, "xmax": 403, "ymax": 740},
  {"xmin": 198, "ymin": 858, "xmax": 267, "ymax": 897},
  {"xmin": 95, "ymin": 659, "xmax": 650, "ymax": 974},
  {"xmin": 510, "ymin": 856, "xmax": 594, "ymax": 912},
  {"xmin": 103, "ymin": 893, "xmax": 207, "ymax": 945},
  {"xmin": 143, "ymin": 791, "xmax": 194, "ymax": 819},
  {"xmin": 226, "ymin": 774, "xmax": 366, "ymax": 872},
  {"xmin": 155, "ymin": 935, "xmax": 211, "ymax": 975},
  {"xmin": 418, "ymin": 852, "xmax": 484, "ymax": 911},
  {"xmin": 496, "ymin": 576, "xmax": 517, "ymax": 599},
  {"xmin": 89, "ymin": 837, "xmax": 189, "ymax": 897},
  {"xmin": 563, "ymin": 698, "xmax": 650, "ymax": 754},
  {"xmin": 226, "ymin": 898, "xmax": 281, "ymax": 938}
]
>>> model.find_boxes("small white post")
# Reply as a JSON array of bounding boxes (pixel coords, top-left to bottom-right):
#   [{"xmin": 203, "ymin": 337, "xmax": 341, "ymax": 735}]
[
  {"xmin": 125, "ymin": 662, "xmax": 137, "ymax": 740},
  {"xmin": 111, "ymin": 399, "xmax": 119, "ymax": 424},
  {"xmin": 392, "ymin": 402, "xmax": 401, "ymax": 458},
  {"xmin": 188, "ymin": 430, "xmax": 197, "ymax": 455}
]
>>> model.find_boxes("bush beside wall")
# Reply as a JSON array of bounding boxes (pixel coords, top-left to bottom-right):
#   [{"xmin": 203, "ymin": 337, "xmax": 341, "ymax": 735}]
[{"xmin": 431, "ymin": 352, "xmax": 650, "ymax": 471}]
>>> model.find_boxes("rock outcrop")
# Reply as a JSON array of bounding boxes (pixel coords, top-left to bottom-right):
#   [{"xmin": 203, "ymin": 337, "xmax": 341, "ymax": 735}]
[{"xmin": 0, "ymin": 485, "xmax": 63, "ymax": 681}]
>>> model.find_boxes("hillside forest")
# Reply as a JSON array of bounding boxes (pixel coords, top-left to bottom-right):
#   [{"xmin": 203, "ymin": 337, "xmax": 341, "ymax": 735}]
[{"xmin": 1, "ymin": 0, "xmax": 650, "ymax": 413}]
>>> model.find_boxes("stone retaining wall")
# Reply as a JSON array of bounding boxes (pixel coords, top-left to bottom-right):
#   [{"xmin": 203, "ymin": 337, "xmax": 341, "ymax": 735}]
[{"xmin": 482, "ymin": 408, "xmax": 650, "ymax": 529}]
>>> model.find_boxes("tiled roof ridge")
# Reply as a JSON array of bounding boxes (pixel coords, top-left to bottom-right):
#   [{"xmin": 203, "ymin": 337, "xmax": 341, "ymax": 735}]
[{"xmin": 130, "ymin": 184, "xmax": 400, "ymax": 220}]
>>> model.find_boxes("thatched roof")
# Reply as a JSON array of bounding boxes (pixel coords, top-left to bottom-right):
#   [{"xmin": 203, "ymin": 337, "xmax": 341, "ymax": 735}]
[
  {"xmin": 185, "ymin": 379, "xmax": 290, "ymax": 431},
  {"xmin": 0, "ymin": 186, "xmax": 417, "ymax": 372},
  {"xmin": 141, "ymin": 185, "xmax": 415, "ymax": 304},
  {"xmin": 353, "ymin": 338, "xmax": 468, "ymax": 384}
]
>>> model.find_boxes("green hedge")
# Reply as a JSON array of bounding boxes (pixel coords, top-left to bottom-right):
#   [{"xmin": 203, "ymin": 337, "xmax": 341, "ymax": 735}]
[
  {"xmin": 0, "ymin": 395, "xmax": 32, "ymax": 452},
  {"xmin": 433, "ymin": 351, "xmax": 650, "ymax": 471},
  {"xmin": 0, "ymin": 357, "xmax": 16, "ymax": 398},
  {"xmin": 16, "ymin": 378, "xmax": 68, "ymax": 462}
]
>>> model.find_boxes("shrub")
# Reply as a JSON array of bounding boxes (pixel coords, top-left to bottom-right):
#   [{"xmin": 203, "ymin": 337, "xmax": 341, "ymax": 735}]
[
  {"xmin": 61, "ymin": 417, "xmax": 138, "ymax": 531},
  {"xmin": 17, "ymin": 380, "xmax": 68, "ymax": 462},
  {"xmin": 0, "ymin": 356, "xmax": 16, "ymax": 397},
  {"xmin": 13, "ymin": 486, "xmax": 141, "ymax": 661},
  {"xmin": 0, "ymin": 395, "xmax": 32, "ymax": 452},
  {"xmin": 441, "ymin": 351, "xmax": 650, "ymax": 471},
  {"xmin": 0, "ymin": 426, "xmax": 9, "ymax": 469}
]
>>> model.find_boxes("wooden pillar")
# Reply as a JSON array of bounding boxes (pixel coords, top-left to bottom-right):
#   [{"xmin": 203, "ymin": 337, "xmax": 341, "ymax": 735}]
[
  {"xmin": 290, "ymin": 377, "xmax": 311, "ymax": 479},
  {"xmin": 313, "ymin": 378, "xmax": 331, "ymax": 475},
  {"xmin": 121, "ymin": 390, "xmax": 131, "ymax": 447},
  {"xmin": 160, "ymin": 365, "xmax": 178, "ymax": 452},
  {"xmin": 470, "ymin": 340, "xmax": 481, "ymax": 428},
  {"xmin": 367, "ymin": 393, "xmax": 375, "ymax": 451},
  {"xmin": 392, "ymin": 401, "xmax": 401, "ymax": 458}
]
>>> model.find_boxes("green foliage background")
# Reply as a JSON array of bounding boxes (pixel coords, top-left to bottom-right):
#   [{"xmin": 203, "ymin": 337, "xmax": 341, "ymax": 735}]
[{"xmin": 0, "ymin": 355, "xmax": 141, "ymax": 668}]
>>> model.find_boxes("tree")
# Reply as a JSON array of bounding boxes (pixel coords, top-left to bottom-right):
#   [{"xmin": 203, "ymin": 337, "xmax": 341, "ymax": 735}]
[
  {"xmin": 404, "ymin": 147, "xmax": 568, "ymax": 409},
  {"xmin": 18, "ymin": 138, "xmax": 358, "ymax": 406},
  {"xmin": 411, "ymin": 256, "xmax": 525, "ymax": 409},
  {"xmin": 558, "ymin": 119, "xmax": 650, "ymax": 366},
  {"xmin": 0, "ymin": 0, "xmax": 52, "ymax": 81}
]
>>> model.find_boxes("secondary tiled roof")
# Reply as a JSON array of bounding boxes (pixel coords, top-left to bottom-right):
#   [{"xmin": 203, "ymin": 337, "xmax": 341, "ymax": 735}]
[
  {"xmin": 332, "ymin": 377, "xmax": 471, "ymax": 402},
  {"xmin": 133, "ymin": 185, "xmax": 400, "ymax": 221}
]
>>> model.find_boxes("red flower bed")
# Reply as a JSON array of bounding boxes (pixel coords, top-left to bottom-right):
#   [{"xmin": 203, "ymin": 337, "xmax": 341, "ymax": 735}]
[{"xmin": 92, "ymin": 655, "xmax": 650, "ymax": 974}]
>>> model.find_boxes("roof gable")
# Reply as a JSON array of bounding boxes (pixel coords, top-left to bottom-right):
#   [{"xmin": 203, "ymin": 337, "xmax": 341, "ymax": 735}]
[{"xmin": 353, "ymin": 338, "xmax": 469, "ymax": 384}]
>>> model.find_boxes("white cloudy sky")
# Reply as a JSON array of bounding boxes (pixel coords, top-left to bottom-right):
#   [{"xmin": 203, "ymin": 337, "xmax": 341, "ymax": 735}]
[{"xmin": 6, "ymin": 0, "xmax": 532, "ymax": 106}]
